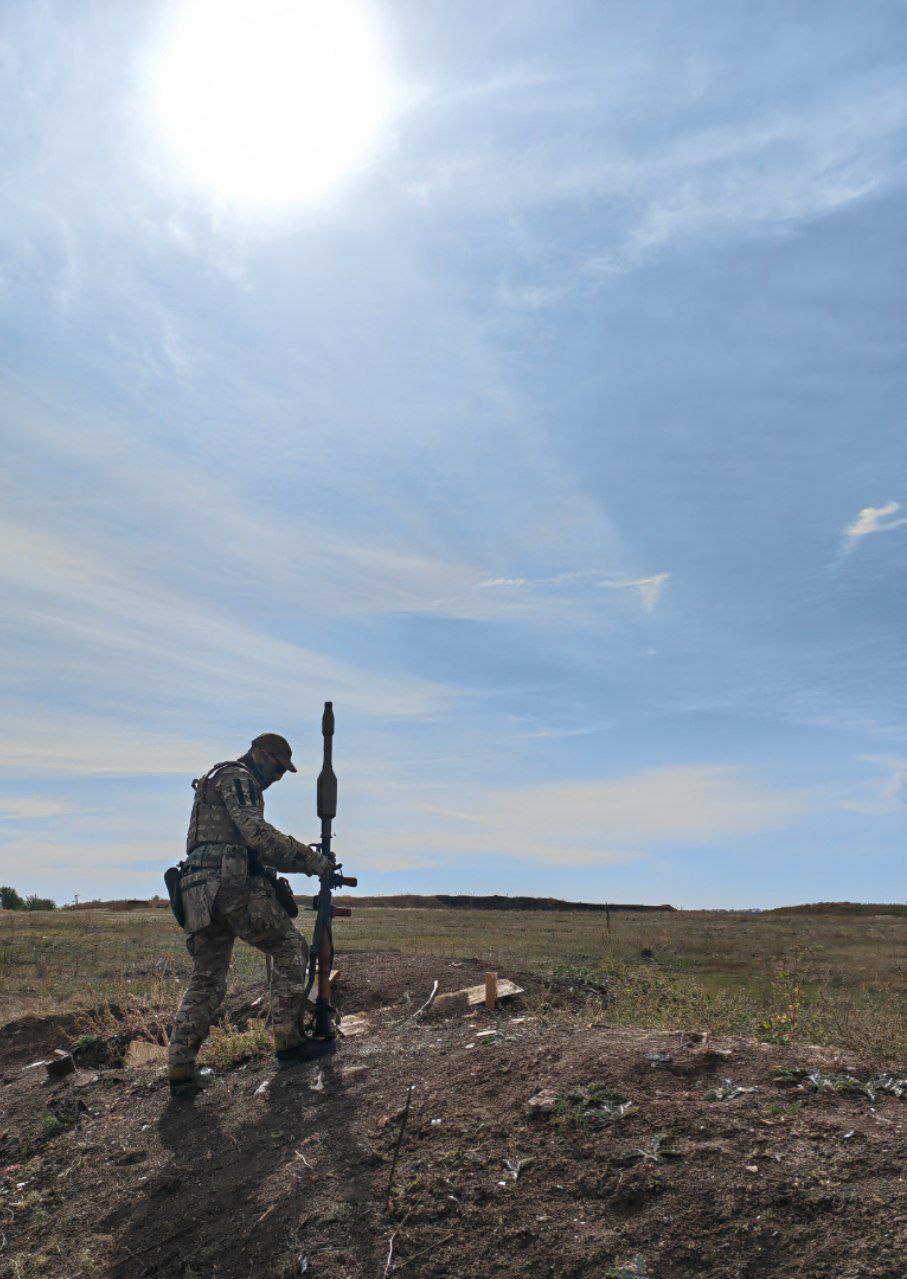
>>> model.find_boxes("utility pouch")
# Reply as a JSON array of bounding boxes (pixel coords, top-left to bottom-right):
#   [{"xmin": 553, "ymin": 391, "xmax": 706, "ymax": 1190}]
[
  {"xmin": 274, "ymin": 874, "xmax": 299, "ymax": 918},
  {"xmin": 164, "ymin": 865, "xmax": 185, "ymax": 927},
  {"xmin": 247, "ymin": 851, "xmax": 299, "ymax": 918}
]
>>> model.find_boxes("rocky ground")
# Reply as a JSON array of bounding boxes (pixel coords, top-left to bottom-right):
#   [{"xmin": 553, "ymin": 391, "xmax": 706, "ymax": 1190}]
[{"xmin": 1, "ymin": 951, "xmax": 904, "ymax": 1278}]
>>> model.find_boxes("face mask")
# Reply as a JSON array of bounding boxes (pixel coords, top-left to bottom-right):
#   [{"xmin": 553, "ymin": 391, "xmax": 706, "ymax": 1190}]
[
  {"xmin": 242, "ymin": 751, "xmax": 283, "ymax": 790},
  {"xmin": 256, "ymin": 757, "xmax": 285, "ymax": 789}
]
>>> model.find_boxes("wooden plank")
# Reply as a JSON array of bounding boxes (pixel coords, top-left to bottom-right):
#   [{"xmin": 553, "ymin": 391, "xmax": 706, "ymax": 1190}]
[
  {"xmin": 125, "ymin": 1041, "xmax": 166, "ymax": 1068},
  {"xmin": 464, "ymin": 978, "xmax": 522, "ymax": 1007},
  {"xmin": 337, "ymin": 975, "xmax": 522, "ymax": 1039},
  {"xmin": 339, "ymin": 1013, "xmax": 370, "ymax": 1038},
  {"xmin": 485, "ymin": 972, "xmax": 498, "ymax": 1009}
]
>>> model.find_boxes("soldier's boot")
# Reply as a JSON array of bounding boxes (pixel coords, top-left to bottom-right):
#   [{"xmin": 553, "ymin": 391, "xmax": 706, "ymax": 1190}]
[
  {"xmin": 275, "ymin": 1038, "xmax": 336, "ymax": 1070},
  {"xmin": 168, "ymin": 1066, "xmax": 215, "ymax": 1098}
]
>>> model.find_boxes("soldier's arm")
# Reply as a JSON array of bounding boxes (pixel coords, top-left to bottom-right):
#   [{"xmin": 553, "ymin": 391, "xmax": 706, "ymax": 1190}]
[{"xmin": 217, "ymin": 770, "xmax": 329, "ymax": 876}]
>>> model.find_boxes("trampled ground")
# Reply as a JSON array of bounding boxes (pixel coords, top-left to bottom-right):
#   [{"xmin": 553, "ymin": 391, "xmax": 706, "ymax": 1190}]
[{"xmin": 1, "ymin": 952, "xmax": 904, "ymax": 1278}]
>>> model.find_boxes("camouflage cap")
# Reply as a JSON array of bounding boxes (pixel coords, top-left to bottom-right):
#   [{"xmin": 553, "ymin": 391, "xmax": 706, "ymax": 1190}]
[{"xmin": 250, "ymin": 732, "xmax": 298, "ymax": 773}]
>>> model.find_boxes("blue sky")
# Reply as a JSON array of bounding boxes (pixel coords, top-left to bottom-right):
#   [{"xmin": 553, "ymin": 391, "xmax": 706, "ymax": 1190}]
[{"xmin": 1, "ymin": 0, "xmax": 905, "ymax": 907}]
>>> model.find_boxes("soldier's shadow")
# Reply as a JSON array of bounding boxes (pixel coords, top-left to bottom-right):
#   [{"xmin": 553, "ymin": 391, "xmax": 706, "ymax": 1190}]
[{"xmin": 109, "ymin": 1058, "xmax": 376, "ymax": 1278}]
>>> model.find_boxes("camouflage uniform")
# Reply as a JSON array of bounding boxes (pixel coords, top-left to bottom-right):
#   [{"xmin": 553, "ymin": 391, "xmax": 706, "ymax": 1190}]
[{"xmin": 168, "ymin": 759, "xmax": 329, "ymax": 1078}]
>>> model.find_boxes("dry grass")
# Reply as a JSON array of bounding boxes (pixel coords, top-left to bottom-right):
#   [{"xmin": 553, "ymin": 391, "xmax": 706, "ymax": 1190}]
[
  {"xmin": 199, "ymin": 1016, "xmax": 272, "ymax": 1069},
  {"xmin": 2, "ymin": 903, "xmax": 904, "ymax": 1063}
]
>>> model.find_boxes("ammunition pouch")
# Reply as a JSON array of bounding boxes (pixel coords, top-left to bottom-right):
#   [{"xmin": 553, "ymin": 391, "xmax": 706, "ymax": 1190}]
[
  {"xmin": 247, "ymin": 850, "xmax": 298, "ymax": 918},
  {"xmin": 274, "ymin": 876, "xmax": 299, "ymax": 918},
  {"xmin": 164, "ymin": 865, "xmax": 185, "ymax": 928}
]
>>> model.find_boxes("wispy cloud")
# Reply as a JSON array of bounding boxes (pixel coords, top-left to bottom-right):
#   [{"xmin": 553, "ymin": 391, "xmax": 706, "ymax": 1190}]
[
  {"xmin": 582, "ymin": 104, "xmax": 889, "ymax": 273},
  {"xmin": 360, "ymin": 764, "xmax": 810, "ymax": 868},
  {"xmin": 479, "ymin": 569, "xmax": 668, "ymax": 611},
  {"xmin": 0, "ymin": 513, "xmax": 454, "ymax": 724},
  {"xmin": 845, "ymin": 500, "xmax": 907, "ymax": 540},
  {"xmin": 0, "ymin": 836, "xmax": 183, "ymax": 881},
  {"xmin": 0, "ymin": 713, "xmax": 219, "ymax": 777},
  {"xmin": 0, "ymin": 798, "xmax": 72, "ymax": 820},
  {"xmin": 509, "ymin": 717, "xmax": 613, "ymax": 741},
  {"xmin": 841, "ymin": 755, "xmax": 907, "ymax": 815},
  {"xmin": 401, "ymin": 72, "xmax": 907, "ymax": 273},
  {"xmin": 601, "ymin": 574, "xmax": 668, "ymax": 612}
]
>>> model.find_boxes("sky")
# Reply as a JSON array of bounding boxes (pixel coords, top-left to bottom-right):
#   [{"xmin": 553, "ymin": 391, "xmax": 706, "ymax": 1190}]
[{"xmin": 1, "ymin": 0, "xmax": 905, "ymax": 908}]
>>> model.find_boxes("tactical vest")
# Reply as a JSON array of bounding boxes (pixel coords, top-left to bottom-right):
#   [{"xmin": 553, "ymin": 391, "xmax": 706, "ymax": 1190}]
[{"xmin": 186, "ymin": 760, "xmax": 261, "ymax": 854}]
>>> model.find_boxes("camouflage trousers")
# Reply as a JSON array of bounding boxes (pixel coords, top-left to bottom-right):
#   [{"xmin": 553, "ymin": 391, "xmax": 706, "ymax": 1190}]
[{"xmin": 168, "ymin": 876, "xmax": 309, "ymax": 1076}]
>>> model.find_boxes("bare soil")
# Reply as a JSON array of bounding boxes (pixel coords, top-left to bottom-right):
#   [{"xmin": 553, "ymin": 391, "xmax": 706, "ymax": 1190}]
[{"xmin": 1, "ymin": 951, "xmax": 904, "ymax": 1279}]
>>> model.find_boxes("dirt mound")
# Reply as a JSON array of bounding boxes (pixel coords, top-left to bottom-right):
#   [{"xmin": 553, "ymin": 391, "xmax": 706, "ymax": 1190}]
[
  {"xmin": 764, "ymin": 902, "xmax": 907, "ymax": 917},
  {"xmin": 0, "ymin": 954, "xmax": 903, "ymax": 1278},
  {"xmin": 0, "ymin": 1010, "xmax": 88, "ymax": 1070}
]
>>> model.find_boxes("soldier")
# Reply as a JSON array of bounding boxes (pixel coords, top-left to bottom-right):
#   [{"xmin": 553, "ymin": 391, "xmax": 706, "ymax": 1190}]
[{"xmin": 167, "ymin": 732, "xmax": 332, "ymax": 1096}]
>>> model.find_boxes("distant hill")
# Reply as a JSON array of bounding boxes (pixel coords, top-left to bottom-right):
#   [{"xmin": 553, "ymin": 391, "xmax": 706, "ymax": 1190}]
[
  {"xmin": 764, "ymin": 901, "xmax": 907, "ymax": 917},
  {"xmin": 58, "ymin": 895, "xmax": 904, "ymax": 916},
  {"xmin": 62, "ymin": 893, "xmax": 675, "ymax": 913},
  {"xmin": 62, "ymin": 898, "xmax": 167, "ymax": 911},
  {"xmin": 328, "ymin": 894, "xmax": 676, "ymax": 912}
]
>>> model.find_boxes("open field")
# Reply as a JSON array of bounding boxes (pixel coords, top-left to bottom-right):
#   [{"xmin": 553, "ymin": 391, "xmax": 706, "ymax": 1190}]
[{"xmin": 2, "ymin": 904, "xmax": 905, "ymax": 1060}]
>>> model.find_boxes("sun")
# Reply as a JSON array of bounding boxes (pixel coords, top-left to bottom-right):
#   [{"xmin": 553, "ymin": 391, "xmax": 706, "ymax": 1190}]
[{"xmin": 149, "ymin": 0, "xmax": 391, "ymax": 209}]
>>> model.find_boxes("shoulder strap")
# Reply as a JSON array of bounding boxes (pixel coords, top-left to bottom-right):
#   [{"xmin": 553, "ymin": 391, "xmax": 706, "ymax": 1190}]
[{"xmin": 192, "ymin": 760, "xmax": 251, "ymax": 801}]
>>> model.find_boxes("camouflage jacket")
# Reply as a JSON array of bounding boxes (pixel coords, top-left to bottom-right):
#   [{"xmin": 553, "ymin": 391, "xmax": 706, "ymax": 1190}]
[{"xmin": 185, "ymin": 760, "xmax": 327, "ymax": 877}]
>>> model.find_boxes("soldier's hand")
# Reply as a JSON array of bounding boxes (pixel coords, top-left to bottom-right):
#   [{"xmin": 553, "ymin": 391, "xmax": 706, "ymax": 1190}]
[{"xmin": 314, "ymin": 850, "xmax": 334, "ymax": 878}]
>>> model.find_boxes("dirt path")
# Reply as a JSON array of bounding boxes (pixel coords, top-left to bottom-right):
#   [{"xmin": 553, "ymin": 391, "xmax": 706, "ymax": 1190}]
[{"xmin": 1, "ymin": 953, "xmax": 904, "ymax": 1278}]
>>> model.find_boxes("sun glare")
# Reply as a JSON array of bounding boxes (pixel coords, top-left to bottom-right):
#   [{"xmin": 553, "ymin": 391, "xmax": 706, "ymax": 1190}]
[{"xmin": 150, "ymin": 0, "xmax": 391, "ymax": 208}]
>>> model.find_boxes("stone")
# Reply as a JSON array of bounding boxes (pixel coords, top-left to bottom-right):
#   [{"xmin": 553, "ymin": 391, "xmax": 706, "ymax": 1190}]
[
  {"xmin": 525, "ymin": 1088, "xmax": 559, "ymax": 1119},
  {"xmin": 44, "ymin": 1050, "xmax": 75, "ymax": 1080}
]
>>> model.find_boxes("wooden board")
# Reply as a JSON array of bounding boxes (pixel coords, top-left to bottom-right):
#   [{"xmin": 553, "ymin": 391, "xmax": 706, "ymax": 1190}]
[
  {"xmin": 463, "ymin": 979, "xmax": 523, "ymax": 1006},
  {"xmin": 333, "ymin": 975, "xmax": 523, "ymax": 1040},
  {"xmin": 125, "ymin": 1040, "xmax": 167, "ymax": 1068},
  {"xmin": 339, "ymin": 1013, "xmax": 370, "ymax": 1038}
]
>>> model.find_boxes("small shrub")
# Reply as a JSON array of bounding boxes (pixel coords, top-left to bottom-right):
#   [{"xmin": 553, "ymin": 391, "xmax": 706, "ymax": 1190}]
[{"xmin": 25, "ymin": 894, "xmax": 57, "ymax": 911}]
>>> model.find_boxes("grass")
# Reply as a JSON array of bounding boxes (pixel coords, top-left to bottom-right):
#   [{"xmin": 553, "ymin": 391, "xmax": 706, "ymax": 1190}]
[
  {"xmin": 1, "ymin": 903, "xmax": 905, "ymax": 1062},
  {"xmin": 199, "ymin": 1016, "xmax": 272, "ymax": 1069}
]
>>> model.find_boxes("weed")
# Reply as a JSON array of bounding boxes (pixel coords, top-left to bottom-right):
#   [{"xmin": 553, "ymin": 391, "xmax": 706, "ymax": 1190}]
[
  {"xmin": 766, "ymin": 1101, "xmax": 800, "ymax": 1118},
  {"xmin": 40, "ymin": 1096, "xmax": 85, "ymax": 1139},
  {"xmin": 761, "ymin": 948, "xmax": 808, "ymax": 1043},
  {"xmin": 199, "ymin": 1017, "xmax": 272, "ymax": 1069},
  {"xmin": 554, "ymin": 1083, "xmax": 637, "ymax": 1129},
  {"xmin": 605, "ymin": 1256, "xmax": 649, "ymax": 1278},
  {"xmin": 1, "ymin": 1253, "xmax": 52, "ymax": 1278},
  {"xmin": 41, "ymin": 1111, "xmax": 64, "ymax": 1137}
]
